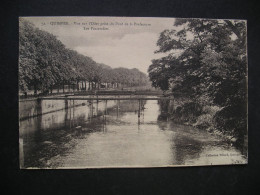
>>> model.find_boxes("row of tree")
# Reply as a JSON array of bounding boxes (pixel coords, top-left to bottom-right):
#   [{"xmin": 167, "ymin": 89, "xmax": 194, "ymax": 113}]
[
  {"xmin": 148, "ymin": 18, "xmax": 247, "ymax": 142},
  {"xmin": 19, "ymin": 19, "xmax": 149, "ymax": 95}
]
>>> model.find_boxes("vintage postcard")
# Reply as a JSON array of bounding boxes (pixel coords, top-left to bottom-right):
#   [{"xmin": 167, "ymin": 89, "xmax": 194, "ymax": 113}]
[{"xmin": 19, "ymin": 16, "xmax": 248, "ymax": 169}]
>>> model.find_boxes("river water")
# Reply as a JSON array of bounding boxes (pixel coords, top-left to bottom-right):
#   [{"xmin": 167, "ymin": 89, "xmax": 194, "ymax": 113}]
[{"xmin": 19, "ymin": 97, "xmax": 247, "ymax": 168}]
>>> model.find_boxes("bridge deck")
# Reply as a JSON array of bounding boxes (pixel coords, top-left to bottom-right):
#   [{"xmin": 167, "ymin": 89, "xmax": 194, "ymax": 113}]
[{"xmin": 41, "ymin": 96, "xmax": 173, "ymax": 101}]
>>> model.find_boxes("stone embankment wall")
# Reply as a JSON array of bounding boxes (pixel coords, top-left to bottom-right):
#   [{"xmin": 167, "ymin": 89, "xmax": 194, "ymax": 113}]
[{"xmin": 19, "ymin": 98, "xmax": 89, "ymax": 120}]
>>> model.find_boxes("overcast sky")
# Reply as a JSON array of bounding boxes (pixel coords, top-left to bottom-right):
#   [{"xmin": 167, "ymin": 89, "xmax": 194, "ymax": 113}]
[{"xmin": 23, "ymin": 17, "xmax": 177, "ymax": 74}]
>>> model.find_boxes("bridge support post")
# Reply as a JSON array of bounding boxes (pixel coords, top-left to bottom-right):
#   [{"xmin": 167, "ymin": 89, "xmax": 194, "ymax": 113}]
[
  {"xmin": 69, "ymin": 99, "xmax": 72, "ymax": 129},
  {"xmin": 105, "ymin": 100, "xmax": 107, "ymax": 115},
  {"xmin": 117, "ymin": 100, "xmax": 119, "ymax": 118},
  {"xmin": 91, "ymin": 99, "xmax": 93, "ymax": 118},
  {"xmin": 64, "ymin": 96, "xmax": 68, "ymax": 110},
  {"xmin": 72, "ymin": 100, "xmax": 75, "ymax": 126},
  {"xmin": 138, "ymin": 99, "xmax": 141, "ymax": 118},
  {"xmin": 96, "ymin": 100, "xmax": 98, "ymax": 116}
]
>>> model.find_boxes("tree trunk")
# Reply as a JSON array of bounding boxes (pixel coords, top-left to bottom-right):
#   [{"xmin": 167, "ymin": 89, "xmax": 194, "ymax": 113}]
[{"xmin": 63, "ymin": 81, "xmax": 65, "ymax": 93}]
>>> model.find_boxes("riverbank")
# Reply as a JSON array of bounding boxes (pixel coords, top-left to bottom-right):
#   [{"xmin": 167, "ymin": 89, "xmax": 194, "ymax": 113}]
[{"xmin": 160, "ymin": 97, "xmax": 247, "ymax": 150}]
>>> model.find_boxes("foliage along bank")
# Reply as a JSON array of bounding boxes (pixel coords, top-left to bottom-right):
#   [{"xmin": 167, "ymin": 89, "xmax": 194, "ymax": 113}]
[{"xmin": 148, "ymin": 18, "xmax": 247, "ymax": 145}]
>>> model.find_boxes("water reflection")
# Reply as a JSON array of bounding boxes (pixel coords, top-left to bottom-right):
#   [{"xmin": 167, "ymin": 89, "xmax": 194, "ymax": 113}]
[{"xmin": 19, "ymin": 97, "xmax": 247, "ymax": 168}]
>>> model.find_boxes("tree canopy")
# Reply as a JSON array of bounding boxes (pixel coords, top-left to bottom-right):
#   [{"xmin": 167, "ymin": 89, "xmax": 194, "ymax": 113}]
[
  {"xmin": 148, "ymin": 18, "xmax": 247, "ymax": 139},
  {"xmin": 19, "ymin": 19, "xmax": 149, "ymax": 93}
]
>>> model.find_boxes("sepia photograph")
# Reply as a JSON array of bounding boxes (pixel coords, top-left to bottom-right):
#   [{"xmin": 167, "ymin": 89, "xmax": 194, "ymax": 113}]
[{"xmin": 19, "ymin": 16, "xmax": 248, "ymax": 169}]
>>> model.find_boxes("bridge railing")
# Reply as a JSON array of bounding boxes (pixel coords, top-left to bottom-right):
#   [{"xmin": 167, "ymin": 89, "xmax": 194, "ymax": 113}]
[{"xmin": 19, "ymin": 90, "xmax": 164, "ymax": 99}]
